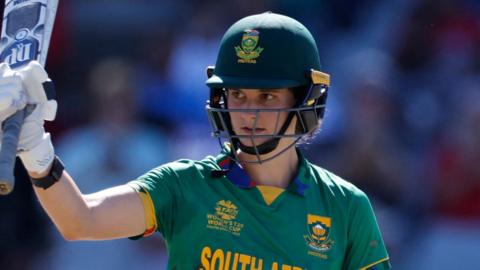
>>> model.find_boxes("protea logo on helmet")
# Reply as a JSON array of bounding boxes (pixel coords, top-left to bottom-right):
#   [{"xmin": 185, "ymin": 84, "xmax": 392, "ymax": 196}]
[{"xmin": 235, "ymin": 29, "xmax": 264, "ymax": 64}]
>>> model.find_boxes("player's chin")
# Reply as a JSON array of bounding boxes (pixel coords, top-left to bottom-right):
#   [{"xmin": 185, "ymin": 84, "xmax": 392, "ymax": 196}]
[{"xmin": 237, "ymin": 137, "xmax": 269, "ymax": 147}]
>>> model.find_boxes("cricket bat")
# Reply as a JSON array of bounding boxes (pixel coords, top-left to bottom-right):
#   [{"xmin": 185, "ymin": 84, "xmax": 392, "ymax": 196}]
[{"xmin": 0, "ymin": 0, "xmax": 58, "ymax": 195}]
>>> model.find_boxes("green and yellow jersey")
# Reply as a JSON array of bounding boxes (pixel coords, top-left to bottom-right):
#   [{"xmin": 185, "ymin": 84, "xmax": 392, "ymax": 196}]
[{"xmin": 128, "ymin": 148, "xmax": 391, "ymax": 270}]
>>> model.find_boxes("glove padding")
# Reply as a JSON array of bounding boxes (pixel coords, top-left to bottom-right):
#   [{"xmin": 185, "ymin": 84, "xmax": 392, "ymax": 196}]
[
  {"xmin": 0, "ymin": 63, "xmax": 26, "ymax": 122},
  {"xmin": 18, "ymin": 61, "xmax": 57, "ymax": 121},
  {"xmin": 0, "ymin": 61, "xmax": 57, "ymax": 174},
  {"xmin": 16, "ymin": 106, "xmax": 55, "ymax": 173}
]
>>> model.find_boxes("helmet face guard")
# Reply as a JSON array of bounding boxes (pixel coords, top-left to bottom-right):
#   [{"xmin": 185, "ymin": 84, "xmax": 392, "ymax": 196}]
[
  {"xmin": 204, "ymin": 12, "xmax": 330, "ymax": 163},
  {"xmin": 206, "ymin": 68, "xmax": 330, "ymax": 164}
]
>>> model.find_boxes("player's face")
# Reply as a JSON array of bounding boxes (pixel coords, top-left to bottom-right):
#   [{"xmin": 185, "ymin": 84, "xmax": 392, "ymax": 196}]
[{"xmin": 227, "ymin": 88, "xmax": 296, "ymax": 147}]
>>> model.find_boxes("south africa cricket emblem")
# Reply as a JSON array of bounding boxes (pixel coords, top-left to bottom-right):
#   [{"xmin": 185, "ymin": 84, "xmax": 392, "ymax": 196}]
[
  {"xmin": 304, "ymin": 214, "xmax": 334, "ymax": 259},
  {"xmin": 235, "ymin": 29, "xmax": 264, "ymax": 64}
]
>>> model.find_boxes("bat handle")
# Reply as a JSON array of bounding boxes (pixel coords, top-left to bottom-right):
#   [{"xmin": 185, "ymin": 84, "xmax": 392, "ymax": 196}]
[{"xmin": 0, "ymin": 109, "xmax": 25, "ymax": 195}]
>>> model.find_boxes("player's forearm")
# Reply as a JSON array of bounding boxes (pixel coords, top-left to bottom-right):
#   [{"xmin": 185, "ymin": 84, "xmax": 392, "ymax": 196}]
[
  {"xmin": 31, "ymin": 168, "xmax": 148, "ymax": 241},
  {"xmin": 31, "ymin": 170, "xmax": 92, "ymax": 240}
]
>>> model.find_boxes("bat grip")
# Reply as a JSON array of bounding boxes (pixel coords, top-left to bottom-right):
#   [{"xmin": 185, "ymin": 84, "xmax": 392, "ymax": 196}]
[{"xmin": 0, "ymin": 109, "xmax": 25, "ymax": 195}]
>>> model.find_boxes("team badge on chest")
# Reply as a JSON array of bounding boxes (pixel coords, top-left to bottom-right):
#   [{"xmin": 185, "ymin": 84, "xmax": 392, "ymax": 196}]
[{"xmin": 304, "ymin": 214, "xmax": 334, "ymax": 259}]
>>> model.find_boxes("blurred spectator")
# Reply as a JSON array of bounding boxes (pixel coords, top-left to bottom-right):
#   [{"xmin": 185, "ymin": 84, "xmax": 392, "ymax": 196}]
[
  {"xmin": 335, "ymin": 51, "xmax": 407, "ymax": 206},
  {"xmin": 401, "ymin": 84, "xmax": 480, "ymax": 267},
  {"xmin": 394, "ymin": 0, "xmax": 479, "ymax": 74},
  {"xmin": 56, "ymin": 57, "xmax": 171, "ymax": 192},
  {"xmin": 165, "ymin": 4, "xmax": 222, "ymax": 128},
  {"xmin": 134, "ymin": 28, "xmax": 176, "ymax": 127},
  {"xmin": 38, "ymin": 57, "xmax": 169, "ymax": 269},
  {"xmin": 428, "ymin": 84, "xmax": 480, "ymax": 219},
  {"xmin": 390, "ymin": 1, "xmax": 480, "ymax": 268},
  {"xmin": 310, "ymin": 50, "xmax": 416, "ymax": 259}
]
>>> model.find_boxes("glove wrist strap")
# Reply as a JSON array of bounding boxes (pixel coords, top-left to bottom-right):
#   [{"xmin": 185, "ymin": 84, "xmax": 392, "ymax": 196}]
[{"xmin": 30, "ymin": 155, "xmax": 64, "ymax": 190}]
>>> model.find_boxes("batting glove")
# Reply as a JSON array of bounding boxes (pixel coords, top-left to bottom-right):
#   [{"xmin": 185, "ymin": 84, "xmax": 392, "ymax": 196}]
[
  {"xmin": 0, "ymin": 61, "xmax": 57, "ymax": 174},
  {"xmin": 0, "ymin": 63, "xmax": 27, "ymax": 121}
]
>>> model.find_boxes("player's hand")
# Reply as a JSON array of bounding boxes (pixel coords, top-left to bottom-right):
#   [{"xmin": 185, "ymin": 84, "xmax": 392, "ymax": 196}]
[{"xmin": 0, "ymin": 61, "xmax": 57, "ymax": 174}]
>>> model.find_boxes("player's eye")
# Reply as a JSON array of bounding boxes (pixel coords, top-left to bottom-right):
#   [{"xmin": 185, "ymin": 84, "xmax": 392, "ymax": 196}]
[
  {"xmin": 229, "ymin": 90, "xmax": 245, "ymax": 100},
  {"xmin": 259, "ymin": 93, "xmax": 276, "ymax": 102}
]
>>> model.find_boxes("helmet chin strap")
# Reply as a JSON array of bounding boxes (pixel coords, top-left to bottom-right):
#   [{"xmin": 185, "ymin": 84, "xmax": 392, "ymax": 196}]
[
  {"xmin": 234, "ymin": 112, "xmax": 296, "ymax": 155},
  {"xmin": 237, "ymin": 137, "xmax": 280, "ymax": 155}
]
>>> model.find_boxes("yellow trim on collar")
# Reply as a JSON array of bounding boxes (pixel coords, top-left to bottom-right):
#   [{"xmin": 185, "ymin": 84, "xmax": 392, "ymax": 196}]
[{"xmin": 256, "ymin": 185, "xmax": 285, "ymax": 206}]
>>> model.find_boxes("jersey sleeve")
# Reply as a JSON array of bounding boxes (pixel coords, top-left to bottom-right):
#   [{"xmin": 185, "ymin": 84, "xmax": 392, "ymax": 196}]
[
  {"xmin": 127, "ymin": 164, "xmax": 182, "ymax": 241},
  {"xmin": 343, "ymin": 190, "xmax": 392, "ymax": 270}
]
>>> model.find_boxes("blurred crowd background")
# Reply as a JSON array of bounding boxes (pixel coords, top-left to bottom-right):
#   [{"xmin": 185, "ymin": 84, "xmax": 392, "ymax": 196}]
[{"xmin": 1, "ymin": 0, "xmax": 479, "ymax": 269}]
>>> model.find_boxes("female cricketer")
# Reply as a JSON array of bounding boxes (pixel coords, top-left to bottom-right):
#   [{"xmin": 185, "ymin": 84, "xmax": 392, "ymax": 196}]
[{"xmin": 0, "ymin": 12, "xmax": 391, "ymax": 270}]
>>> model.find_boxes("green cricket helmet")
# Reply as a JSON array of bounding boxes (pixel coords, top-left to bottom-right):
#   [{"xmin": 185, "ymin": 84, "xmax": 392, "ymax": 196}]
[{"xmin": 205, "ymin": 12, "xmax": 330, "ymax": 163}]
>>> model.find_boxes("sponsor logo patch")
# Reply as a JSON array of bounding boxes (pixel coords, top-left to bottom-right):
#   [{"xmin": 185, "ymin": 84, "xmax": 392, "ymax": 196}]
[{"xmin": 0, "ymin": 38, "xmax": 38, "ymax": 68}]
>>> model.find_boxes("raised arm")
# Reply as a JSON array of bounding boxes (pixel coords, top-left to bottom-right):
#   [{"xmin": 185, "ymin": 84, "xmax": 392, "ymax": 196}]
[
  {"xmin": 0, "ymin": 61, "xmax": 148, "ymax": 241},
  {"xmin": 31, "ymin": 169, "xmax": 146, "ymax": 240}
]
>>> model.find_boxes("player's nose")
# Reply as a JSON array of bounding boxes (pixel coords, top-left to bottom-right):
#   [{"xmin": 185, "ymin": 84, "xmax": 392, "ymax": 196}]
[{"xmin": 239, "ymin": 106, "xmax": 258, "ymax": 122}]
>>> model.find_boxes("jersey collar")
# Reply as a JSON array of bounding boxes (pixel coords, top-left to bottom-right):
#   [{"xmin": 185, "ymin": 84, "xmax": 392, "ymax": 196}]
[{"xmin": 214, "ymin": 145, "xmax": 310, "ymax": 196}]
